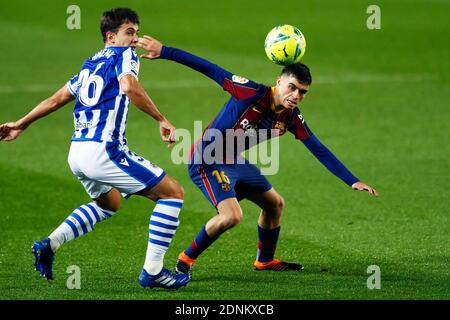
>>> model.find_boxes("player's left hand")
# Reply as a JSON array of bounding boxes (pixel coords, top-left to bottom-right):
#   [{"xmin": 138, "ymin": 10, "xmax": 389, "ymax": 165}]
[
  {"xmin": 159, "ymin": 119, "xmax": 176, "ymax": 147},
  {"xmin": 137, "ymin": 35, "xmax": 163, "ymax": 60},
  {"xmin": 351, "ymin": 182, "xmax": 379, "ymax": 197},
  {"xmin": 0, "ymin": 122, "xmax": 24, "ymax": 142}
]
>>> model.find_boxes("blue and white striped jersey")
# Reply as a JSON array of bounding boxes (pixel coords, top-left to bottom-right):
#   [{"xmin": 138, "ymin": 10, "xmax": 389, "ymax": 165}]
[{"xmin": 67, "ymin": 46, "xmax": 139, "ymax": 144}]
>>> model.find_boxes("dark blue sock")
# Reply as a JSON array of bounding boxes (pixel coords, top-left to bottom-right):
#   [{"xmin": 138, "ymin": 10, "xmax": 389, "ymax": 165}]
[
  {"xmin": 184, "ymin": 226, "xmax": 216, "ymax": 260},
  {"xmin": 256, "ymin": 225, "xmax": 281, "ymax": 262}
]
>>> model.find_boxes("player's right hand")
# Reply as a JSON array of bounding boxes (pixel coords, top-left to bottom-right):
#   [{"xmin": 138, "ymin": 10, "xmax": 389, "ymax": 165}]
[
  {"xmin": 137, "ymin": 35, "xmax": 163, "ymax": 60},
  {"xmin": 0, "ymin": 122, "xmax": 24, "ymax": 142},
  {"xmin": 159, "ymin": 119, "xmax": 176, "ymax": 147}
]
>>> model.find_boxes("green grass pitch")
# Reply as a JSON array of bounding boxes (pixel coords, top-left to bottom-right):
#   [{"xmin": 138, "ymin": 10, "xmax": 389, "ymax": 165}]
[{"xmin": 0, "ymin": 0, "xmax": 449, "ymax": 300}]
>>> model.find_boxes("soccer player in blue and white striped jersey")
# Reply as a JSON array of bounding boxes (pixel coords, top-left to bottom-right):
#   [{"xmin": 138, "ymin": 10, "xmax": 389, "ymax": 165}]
[{"xmin": 0, "ymin": 8, "xmax": 189, "ymax": 289}]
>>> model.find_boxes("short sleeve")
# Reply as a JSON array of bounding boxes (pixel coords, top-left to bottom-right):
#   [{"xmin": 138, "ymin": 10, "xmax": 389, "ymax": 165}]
[
  {"xmin": 222, "ymin": 75, "xmax": 263, "ymax": 100},
  {"xmin": 115, "ymin": 47, "xmax": 139, "ymax": 81},
  {"xmin": 66, "ymin": 74, "xmax": 80, "ymax": 97}
]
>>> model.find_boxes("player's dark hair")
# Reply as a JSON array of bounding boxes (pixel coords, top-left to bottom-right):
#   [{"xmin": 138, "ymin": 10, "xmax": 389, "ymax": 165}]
[
  {"xmin": 281, "ymin": 63, "xmax": 312, "ymax": 85},
  {"xmin": 100, "ymin": 8, "xmax": 139, "ymax": 42}
]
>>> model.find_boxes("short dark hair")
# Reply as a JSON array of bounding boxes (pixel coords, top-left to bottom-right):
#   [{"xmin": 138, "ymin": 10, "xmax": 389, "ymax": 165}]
[
  {"xmin": 281, "ymin": 63, "xmax": 312, "ymax": 85},
  {"xmin": 100, "ymin": 8, "xmax": 139, "ymax": 42}
]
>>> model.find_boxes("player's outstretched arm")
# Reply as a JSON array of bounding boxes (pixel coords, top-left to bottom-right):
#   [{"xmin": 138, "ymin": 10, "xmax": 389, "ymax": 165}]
[
  {"xmin": 136, "ymin": 35, "xmax": 227, "ymax": 84},
  {"xmin": 136, "ymin": 35, "xmax": 261, "ymax": 101},
  {"xmin": 289, "ymin": 114, "xmax": 379, "ymax": 197},
  {"xmin": 302, "ymin": 133, "xmax": 379, "ymax": 197},
  {"xmin": 120, "ymin": 74, "xmax": 176, "ymax": 144},
  {"xmin": 0, "ymin": 85, "xmax": 74, "ymax": 142}
]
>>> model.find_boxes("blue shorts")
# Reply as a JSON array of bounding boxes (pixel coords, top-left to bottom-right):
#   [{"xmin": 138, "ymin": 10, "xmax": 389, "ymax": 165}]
[{"xmin": 188, "ymin": 160, "xmax": 272, "ymax": 207}]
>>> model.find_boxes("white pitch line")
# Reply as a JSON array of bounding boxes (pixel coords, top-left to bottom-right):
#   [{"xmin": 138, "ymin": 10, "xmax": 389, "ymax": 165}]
[{"xmin": 0, "ymin": 74, "xmax": 439, "ymax": 94}]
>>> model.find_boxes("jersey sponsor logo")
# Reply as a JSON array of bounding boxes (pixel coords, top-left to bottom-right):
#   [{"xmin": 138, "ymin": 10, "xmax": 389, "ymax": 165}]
[
  {"xmin": 75, "ymin": 120, "xmax": 93, "ymax": 130},
  {"xmin": 240, "ymin": 118, "xmax": 258, "ymax": 136},
  {"xmin": 298, "ymin": 113, "xmax": 305, "ymax": 123},
  {"xmin": 232, "ymin": 75, "xmax": 249, "ymax": 84}
]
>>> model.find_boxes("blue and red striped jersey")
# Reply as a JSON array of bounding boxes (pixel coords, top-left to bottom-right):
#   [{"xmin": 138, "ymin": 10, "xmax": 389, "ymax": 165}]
[{"xmin": 161, "ymin": 46, "xmax": 359, "ymax": 186}]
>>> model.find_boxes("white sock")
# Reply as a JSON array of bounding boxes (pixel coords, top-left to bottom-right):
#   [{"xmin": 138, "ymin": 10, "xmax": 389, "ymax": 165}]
[
  {"xmin": 144, "ymin": 248, "xmax": 165, "ymax": 275},
  {"xmin": 144, "ymin": 199, "xmax": 183, "ymax": 275}
]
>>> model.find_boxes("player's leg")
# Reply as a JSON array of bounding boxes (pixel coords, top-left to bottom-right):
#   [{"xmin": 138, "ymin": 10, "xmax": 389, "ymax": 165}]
[
  {"xmin": 207, "ymin": 197, "xmax": 243, "ymax": 235},
  {"xmin": 176, "ymin": 164, "xmax": 242, "ymax": 278},
  {"xmin": 94, "ymin": 187, "xmax": 121, "ymax": 212},
  {"xmin": 90, "ymin": 142, "xmax": 189, "ymax": 289},
  {"xmin": 183, "ymin": 196, "xmax": 242, "ymax": 256},
  {"xmin": 133, "ymin": 175, "xmax": 190, "ymax": 289},
  {"xmin": 232, "ymin": 160, "xmax": 303, "ymax": 271},
  {"xmin": 247, "ymin": 188, "xmax": 283, "ymax": 263},
  {"xmin": 135, "ymin": 175, "xmax": 184, "ymax": 274},
  {"xmin": 48, "ymin": 188, "xmax": 120, "ymax": 251},
  {"xmin": 32, "ymin": 188, "xmax": 120, "ymax": 280},
  {"xmin": 100, "ymin": 142, "xmax": 189, "ymax": 289},
  {"xmin": 177, "ymin": 197, "xmax": 243, "ymax": 278},
  {"xmin": 33, "ymin": 141, "xmax": 123, "ymax": 280},
  {"xmin": 246, "ymin": 188, "xmax": 303, "ymax": 271}
]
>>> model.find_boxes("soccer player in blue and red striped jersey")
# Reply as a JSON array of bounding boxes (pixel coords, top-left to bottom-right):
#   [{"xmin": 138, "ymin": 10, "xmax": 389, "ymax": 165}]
[{"xmin": 137, "ymin": 36, "xmax": 379, "ymax": 277}]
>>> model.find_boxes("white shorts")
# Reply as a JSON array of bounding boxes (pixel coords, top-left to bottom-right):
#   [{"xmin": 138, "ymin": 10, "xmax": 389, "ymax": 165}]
[{"xmin": 68, "ymin": 141, "xmax": 166, "ymax": 199}]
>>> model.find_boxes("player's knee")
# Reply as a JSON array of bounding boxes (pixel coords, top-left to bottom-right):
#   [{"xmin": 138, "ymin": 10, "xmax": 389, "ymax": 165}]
[
  {"xmin": 164, "ymin": 180, "xmax": 185, "ymax": 200},
  {"xmin": 173, "ymin": 184, "xmax": 185, "ymax": 200},
  {"xmin": 221, "ymin": 209, "xmax": 243, "ymax": 228},
  {"xmin": 96, "ymin": 201, "xmax": 120, "ymax": 213},
  {"xmin": 227, "ymin": 214, "xmax": 242, "ymax": 227},
  {"xmin": 276, "ymin": 195, "xmax": 285, "ymax": 212},
  {"xmin": 267, "ymin": 195, "xmax": 284, "ymax": 219},
  {"xmin": 111, "ymin": 202, "xmax": 120, "ymax": 212},
  {"xmin": 94, "ymin": 190, "xmax": 121, "ymax": 212}
]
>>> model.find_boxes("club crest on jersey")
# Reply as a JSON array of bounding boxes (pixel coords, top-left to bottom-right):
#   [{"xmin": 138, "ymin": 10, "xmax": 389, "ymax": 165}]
[
  {"xmin": 273, "ymin": 121, "xmax": 287, "ymax": 135},
  {"xmin": 232, "ymin": 75, "xmax": 249, "ymax": 84},
  {"xmin": 130, "ymin": 60, "xmax": 139, "ymax": 74}
]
